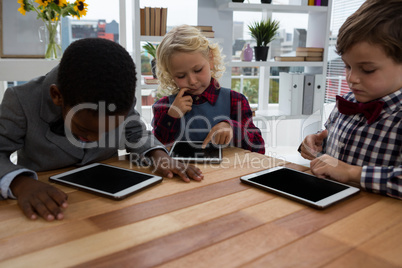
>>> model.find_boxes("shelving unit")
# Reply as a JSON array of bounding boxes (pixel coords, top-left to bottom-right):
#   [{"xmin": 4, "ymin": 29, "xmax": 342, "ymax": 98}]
[{"xmin": 209, "ymin": 0, "xmax": 332, "ymax": 119}]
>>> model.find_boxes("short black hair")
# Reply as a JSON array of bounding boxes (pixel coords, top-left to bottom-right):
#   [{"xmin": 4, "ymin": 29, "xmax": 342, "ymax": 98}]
[{"xmin": 58, "ymin": 38, "xmax": 137, "ymax": 115}]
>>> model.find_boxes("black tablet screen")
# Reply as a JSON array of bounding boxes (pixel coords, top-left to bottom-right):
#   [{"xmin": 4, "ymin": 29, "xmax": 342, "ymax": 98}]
[
  {"xmin": 249, "ymin": 168, "xmax": 348, "ymax": 202},
  {"xmin": 170, "ymin": 142, "xmax": 220, "ymax": 159},
  {"xmin": 57, "ymin": 165, "xmax": 153, "ymax": 194}
]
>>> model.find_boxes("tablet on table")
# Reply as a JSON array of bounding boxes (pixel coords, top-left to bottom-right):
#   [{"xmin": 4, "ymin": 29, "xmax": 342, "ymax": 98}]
[
  {"xmin": 240, "ymin": 166, "xmax": 360, "ymax": 209},
  {"xmin": 169, "ymin": 141, "xmax": 222, "ymax": 163},
  {"xmin": 49, "ymin": 163, "xmax": 163, "ymax": 200}
]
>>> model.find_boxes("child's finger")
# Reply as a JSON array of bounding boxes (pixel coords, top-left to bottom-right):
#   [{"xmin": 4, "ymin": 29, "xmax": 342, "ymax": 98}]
[
  {"xmin": 176, "ymin": 87, "xmax": 190, "ymax": 99},
  {"xmin": 202, "ymin": 131, "xmax": 214, "ymax": 148},
  {"xmin": 317, "ymin": 129, "xmax": 328, "ymax": 142}
]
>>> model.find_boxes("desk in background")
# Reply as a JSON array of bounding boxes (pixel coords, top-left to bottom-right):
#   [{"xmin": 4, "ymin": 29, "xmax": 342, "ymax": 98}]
[{"xmin": 0, "ymin": 147, "xmax": 401, "ymax": 267}]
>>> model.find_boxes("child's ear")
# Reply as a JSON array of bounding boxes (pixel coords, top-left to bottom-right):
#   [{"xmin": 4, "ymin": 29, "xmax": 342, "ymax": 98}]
[{"xmin": 50, "ymin": 85, "xmax": 64, "ymax": 106}]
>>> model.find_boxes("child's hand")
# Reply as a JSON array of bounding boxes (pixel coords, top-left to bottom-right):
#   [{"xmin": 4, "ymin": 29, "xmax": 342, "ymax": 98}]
[
  {"xmin": 310, "ymin": 154, "xmax": 362, "ymax": 184},
  {"xmin": 10, "ymin": 175, "xmax": 68, "ymax": 221},
  {"xmin": 299, "ymin": 129, "xmax": 328, "ymax": 160},
  {"xmin": 168, "ymin": 87, "xmax": 193, "ymax": 118},
  {"xmin": 202, "ymin": 121, "xmax": 233, "ymax": 148},
  {"xmin": 148, "ymin": 149, "xmax": 204, "ymax": 182}
]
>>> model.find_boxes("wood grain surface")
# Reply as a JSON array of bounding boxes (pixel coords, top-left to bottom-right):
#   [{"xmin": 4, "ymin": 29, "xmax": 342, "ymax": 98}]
[{"xmin": 0, "ymin": 147, "xmax": 400, "ymax": 267}]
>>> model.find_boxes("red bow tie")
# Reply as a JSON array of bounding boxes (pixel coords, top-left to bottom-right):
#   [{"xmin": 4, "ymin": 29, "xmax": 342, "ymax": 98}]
[{"xmin": 336, "ymin": 95, "xmax": 384, "ymax": 124}]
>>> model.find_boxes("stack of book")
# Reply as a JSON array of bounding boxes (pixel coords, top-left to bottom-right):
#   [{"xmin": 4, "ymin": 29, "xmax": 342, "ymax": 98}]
[
  {"xmin": 274, "ymin": 47, "xmax": 324, "ymax": 62},
  {"xmin": 144, "ymin": 77, "xmax": 158, "ymax": 85},
  {"xmin": 193, "ymin": 26, "xmax": 215, "ymax": 38},
  {"xmin": 140, "ymin": 7, "xmax": 167, "ymax": 36},
  {"xmin": 296, "ymin": 47, "xmax": 324, "ymax": 61}
]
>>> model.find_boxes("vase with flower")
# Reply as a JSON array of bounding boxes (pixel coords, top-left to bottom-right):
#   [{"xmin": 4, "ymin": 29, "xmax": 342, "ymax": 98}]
[{"xmin": 18, "ymin": 0, "xmax": 89, "ymax": 60}]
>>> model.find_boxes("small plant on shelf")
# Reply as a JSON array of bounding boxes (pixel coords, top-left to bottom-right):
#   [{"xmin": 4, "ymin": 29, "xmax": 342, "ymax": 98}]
[
  {"xmin": 142, "ymin": 42, "xmax": 159, "ymax": 78},
  {"xmin": 248, "ymin": 18, "xmax": 280, "ymax": 61}
]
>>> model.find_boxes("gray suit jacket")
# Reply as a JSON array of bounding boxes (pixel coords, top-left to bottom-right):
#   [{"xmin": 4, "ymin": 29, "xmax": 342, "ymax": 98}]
[{"xmin": 0, "ymin": 66, "xmax": 164, "ymax": 179}]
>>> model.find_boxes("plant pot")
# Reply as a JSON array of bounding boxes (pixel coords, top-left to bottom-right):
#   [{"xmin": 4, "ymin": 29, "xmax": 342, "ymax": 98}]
[
  {"xmin": 254, "ymin": 46, "xmax": 269, "ymax": 61},
  {"xmin": 261, "ymin": 0, "xmax": 272, "ymax": 3},
  {"xmin": 151, "ymin": 58, "xmax": 157, "ymax": 78}
]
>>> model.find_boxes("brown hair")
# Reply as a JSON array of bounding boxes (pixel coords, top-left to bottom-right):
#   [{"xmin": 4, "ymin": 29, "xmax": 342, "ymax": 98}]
[{"xmin": 336, "ymin": 0, "xmax": 402, "ymax": 63}]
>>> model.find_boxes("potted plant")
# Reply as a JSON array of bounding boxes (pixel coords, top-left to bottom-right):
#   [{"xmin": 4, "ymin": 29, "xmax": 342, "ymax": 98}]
[
  {"xmin": 142, "ymin": 42, "xmax": 159, "ymax": 78},
  {"xmin": 248, "ymin": 18, "xmax": 280, "ymax": 61}
]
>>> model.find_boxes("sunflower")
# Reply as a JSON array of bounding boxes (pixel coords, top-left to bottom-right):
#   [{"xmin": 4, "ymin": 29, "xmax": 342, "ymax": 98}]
[
  {"xmin": 17, "ymin": 0, "xmax": 27, "ymax": 15},
  {"xmin": 35, "ymin": 0, "xmax": 50, "ymax": 7},
  {"xmin": 53, "ymin": 0, "xmax": 68, "ymax": 7},
  {"xmin": 74, "ymin": 0, "xmax": 88, "ymax": 18}
]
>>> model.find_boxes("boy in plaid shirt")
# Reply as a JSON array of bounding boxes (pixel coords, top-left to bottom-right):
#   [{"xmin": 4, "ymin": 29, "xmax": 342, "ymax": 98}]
[{"xmin": 299, "ymin": 0, "xmax": 402, "ymax": 198}]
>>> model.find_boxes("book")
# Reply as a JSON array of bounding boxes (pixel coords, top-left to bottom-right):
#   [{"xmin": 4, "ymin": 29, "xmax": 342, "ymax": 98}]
[
  {"xmin": 194, "ymin": 25, "xmax": 213, "ymax": 31},
  {"xmin": 315, "ymin": 0, "xmax": 322, "ymax": 5},
  {"xmin": 193, "ymin": 25, "xmax": 214, "ymax": 38},
  {"xmin": 140, "ymin": 8, "xmax": 145, "ymax": 35},
  {"xmin": 150, "ymin": 7, "xmax": 155, "ymax": 36},
  {"xmin": 305, "ymin": 56, "xmax": 323, "ymax": 61},
  {"xmin": 201, "ymin": 31, "xmax": 215, "ymax": 38},
  {"xmin": 320, "ymin": 0, "xmax": 328, "ymax": 6},
  {"xmin": 161, "ymin": 8, "xmax": 167, "ymax": 36},
  {"xmin": 144, "ymin": 7, "xmax": 151, "ymax": 36},
  {"xmin": 296, "ymin": 47, "xmax": 324, "ymax": 52},
  {"xmin": 144, "ymin": 77, "xmax": 158, "ymax": 85},
  {"xmin": 308, "ymin": 0, "xmax": 315, "ymax": 5},
  {"xmin": 274, "ymin": 56, "xmax": 305, "ymax": 61},
  {"xmin": 295, "ymin": 51, "xmax": 323, "ymax": 57},
  {"xmin": 154, "ymin": 8, "xmax": 161, "ymax": 36}
]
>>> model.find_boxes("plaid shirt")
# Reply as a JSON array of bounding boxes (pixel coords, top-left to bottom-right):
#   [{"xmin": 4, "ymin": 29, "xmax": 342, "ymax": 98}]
[
  {"xmin": 324, "ymin": 89, "xmax": 402, "ymax": 199},
  {"xmin": 152, "ymin": 79, "xmax": 265, "ymax": 154}
]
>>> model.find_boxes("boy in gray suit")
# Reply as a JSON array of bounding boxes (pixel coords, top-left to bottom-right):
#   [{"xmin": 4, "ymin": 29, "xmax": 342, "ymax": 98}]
[{"xmin": 0, "ymin": 38, "xmax": 203, "ymax": 221}]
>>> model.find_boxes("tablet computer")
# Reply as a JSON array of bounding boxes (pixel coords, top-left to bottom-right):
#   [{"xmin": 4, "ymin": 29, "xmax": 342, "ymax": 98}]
[
  {"xmin": 169, "ymin": 141, "xmax": 222, "ymax": 163},
  {"xmin": 49, "ymin": 163, "xmax": 163, "ymax": 200},
  {"xmin": 240, "ymin": 166, "xmax": 360, "ymax": 209}
]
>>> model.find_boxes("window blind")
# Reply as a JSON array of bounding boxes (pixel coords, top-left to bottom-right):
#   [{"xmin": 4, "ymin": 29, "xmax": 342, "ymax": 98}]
[{"xmin": 325, "ymin": 0, "xmax": 365, "ymax": 103}]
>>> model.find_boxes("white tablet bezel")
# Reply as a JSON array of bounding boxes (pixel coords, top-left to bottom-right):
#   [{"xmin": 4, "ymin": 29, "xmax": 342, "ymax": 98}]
[
  {"xmin": 169, "ymin": 141, "xmax": 222, "ymax": 163},
  {"xmin": 240, "ymin": 166, "xmax": 360, "ymax": 209},
  {"xmin": 49, "ymin": 163, "xmax": 163, "ymax": 200}
]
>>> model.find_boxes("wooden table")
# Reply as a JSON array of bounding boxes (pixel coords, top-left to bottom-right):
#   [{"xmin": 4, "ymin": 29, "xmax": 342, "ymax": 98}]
[{"xmin": 1, "ymin": 147, "xmax": 401, "ymax": 267}]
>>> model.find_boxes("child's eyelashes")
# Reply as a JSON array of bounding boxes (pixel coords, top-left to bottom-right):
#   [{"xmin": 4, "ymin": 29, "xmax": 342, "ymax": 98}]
[
  {"xmin": 362, "ymin": 69, "xmax": 375, "ymax": 74},
  {"xmin": 175, "ymin": 68, "xmax": 203, "ymax": 79},
  {"xmin": 343, "ymin": 65, "xmax": 376, "ymax": 74}
]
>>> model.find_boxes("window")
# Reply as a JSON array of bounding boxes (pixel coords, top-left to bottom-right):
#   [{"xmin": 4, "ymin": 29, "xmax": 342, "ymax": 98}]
[{"xmin": 325, "ymin": 0, "xmax": 365, "ymax": 103}]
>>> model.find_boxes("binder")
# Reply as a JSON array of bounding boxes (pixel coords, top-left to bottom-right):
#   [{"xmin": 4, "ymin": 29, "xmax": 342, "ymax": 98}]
[
  {"xmin": 302, "ymin": 74, "xmax": 315, "ymax": 115},
  {"xmin": 313, "ymin": 74, "xmax": 325, "ymax": 113},
  {"xmin": 279, "ymin": 72, "xmax": 304, "ymax": 115}
]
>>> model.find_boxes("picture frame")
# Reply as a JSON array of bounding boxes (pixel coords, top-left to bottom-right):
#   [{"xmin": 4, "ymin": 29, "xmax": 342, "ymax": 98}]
[{"xmin": 0, "ymin": 0, "xmax": 45, "ymax": 58}]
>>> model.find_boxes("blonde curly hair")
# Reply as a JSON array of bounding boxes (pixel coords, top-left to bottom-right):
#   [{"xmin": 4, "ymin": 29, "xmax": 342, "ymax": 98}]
[{"xmin": 156, "ymin": 24, "xmax": 226, "ymax": 96}]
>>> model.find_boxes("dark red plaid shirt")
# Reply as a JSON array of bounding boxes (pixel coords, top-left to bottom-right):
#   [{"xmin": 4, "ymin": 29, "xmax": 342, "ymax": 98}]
[{"xmin": 152, "ymin": 79, "xmax": 265, "ymax": 154}]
